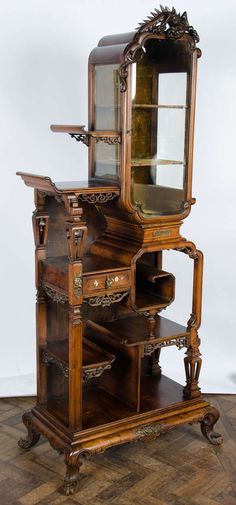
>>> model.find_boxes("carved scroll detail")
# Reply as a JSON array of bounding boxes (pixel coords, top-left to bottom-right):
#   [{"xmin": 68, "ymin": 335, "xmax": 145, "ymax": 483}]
[
  {"xmin": 85, "ymin": 291, "xmax": 129, "ymax": 307},
  {"xmin": 95, "ymin": 136, "xmax": 121, "ymax": 145},
  {"xmin": 200, "ymin": 406, "xmax": 223, "ymax": 446},
  {"xmin": 77, "ymin": 193, "xmax": 118, "ymax": 204},
  {"xmin": 83, "ymin": 364, "xmax": 112, "ymax": 382},
  {"xmin": 144, "ymin": 336, "xmax": 187, "ymax": 356},
  {"xmin": 136, "ymin": 423, "xmax": 164, "ymax": 441},
  {"xmin": 43, "ymin": 285, "xmax": 68, "ymax": 304},
  {"xmin": 18, "ymin": 412, "xmax": 40, "ymax": 449}
]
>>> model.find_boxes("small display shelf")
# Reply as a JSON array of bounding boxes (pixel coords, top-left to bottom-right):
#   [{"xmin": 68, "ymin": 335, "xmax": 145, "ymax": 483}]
[
  {"xmin": 87, "ymin": 314, "xmax": 189, "ymax": 347},
  {"xmin": 41, "ymin": 337, "xmax": 115, "ymax": 382}
]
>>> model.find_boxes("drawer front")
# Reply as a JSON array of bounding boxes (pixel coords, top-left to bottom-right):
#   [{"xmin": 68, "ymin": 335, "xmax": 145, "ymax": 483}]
[{"xmin": 83, "ymin": 270, "xmax": 131, "ymax": 296}]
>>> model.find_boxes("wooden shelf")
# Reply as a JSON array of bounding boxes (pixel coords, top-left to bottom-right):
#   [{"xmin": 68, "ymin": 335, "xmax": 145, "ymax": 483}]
[
  {"xmin": 41, "ymin": 337, "xmax": 115, "ymax": 373},
  {"xmin": 135, "ymin": 291, "xmax": 170, "ymax": 310},
  {"xmin": 87, "ymin": 314, "xmax": 189, "ymax": 347}
]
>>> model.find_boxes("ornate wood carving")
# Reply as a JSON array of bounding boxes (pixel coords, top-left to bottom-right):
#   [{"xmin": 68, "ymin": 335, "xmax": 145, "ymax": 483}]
[
  {"xmin": 144, "ymin": 336, "xmax": 187, "ymax": 356},
  {"xmin": 136, "ymin": 423, "xmax": 164, "ymax": 441},
  {"xmin": 183, "ymin": 338, "xmax": 202, "ymax": 399},
  {"xmin": 85, "ymin": 291, "xmax": 129, "ymax": 307},
  {"xmin": 119, "ymin": 6, "xmax": 200, "ymax": 92},
  {"xmin": 63, "ymin": 450, "xmax": 91, "ymax": 496},
  {"xmin": 43, "ymin": 285, "xmax": 68, "ymax": 304},
  {"xmin": 77, "ymin": 192, "xmax": 118, "ymax": 204},
  {"xmin": 73, "ymin": 273, "xmax": 83, "ymax": 299},
  {"xmin": 41, "ymin": 349, "xmax": 69, "ymax": 378},
  {"xmin": 176, "ymin": 246, "xmax": 198, "ymax": 259},
  {"xmin": 69, "ymin": 128, "xmax": 89, "ymax": 146},
  {"xmin": 200, "ymin": 406, "xmax": 223, "ymax": 446},
  {"xmin": 95, "ymin": 136, "xmax": 121, "ymax": 145},
  {"xmin": 137, "ymin": 6, "xmax": 199, "ymax": 43},
  {"xmin": 38, "ymin": 190, "xmax": 63, "ymax": 203},
  {"xmin": 83, "ymin": 364, "xmax": 112, "ymax": 382},
  {"xmin": 18, "ymin": 411, "xmax": 41, "ymax": 449}
]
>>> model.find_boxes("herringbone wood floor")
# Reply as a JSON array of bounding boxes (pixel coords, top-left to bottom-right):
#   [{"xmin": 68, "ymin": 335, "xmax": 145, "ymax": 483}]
[{"xmin": 0, "ymin": 396, "xmax": 236, "ymax": 505}]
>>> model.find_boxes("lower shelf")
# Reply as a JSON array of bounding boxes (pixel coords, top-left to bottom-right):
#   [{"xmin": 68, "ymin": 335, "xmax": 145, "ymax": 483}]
[{"xmin": 42, "ymin": 374, "xmax": 186, "ymax": 430}]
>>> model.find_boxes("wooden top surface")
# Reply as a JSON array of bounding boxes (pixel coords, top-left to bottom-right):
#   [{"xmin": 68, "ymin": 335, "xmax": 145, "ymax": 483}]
[
  {"xmin": 17, "ymin": 172, "xmax": 120, "ymax": 195},
  {"xmin": 43, "ymin": 255, "xmax": 129, "ymax": 275}
]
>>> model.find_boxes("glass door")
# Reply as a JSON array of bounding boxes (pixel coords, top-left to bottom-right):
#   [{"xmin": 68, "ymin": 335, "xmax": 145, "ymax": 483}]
[{"xmin": 131, "ymin": 38, "xmax": 192, "ymax": 216}]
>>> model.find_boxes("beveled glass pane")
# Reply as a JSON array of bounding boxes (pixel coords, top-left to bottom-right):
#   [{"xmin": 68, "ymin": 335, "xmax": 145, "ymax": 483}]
[{"xmin": 131, "ymin": 39, "xmax": 191, "ymax": 216}]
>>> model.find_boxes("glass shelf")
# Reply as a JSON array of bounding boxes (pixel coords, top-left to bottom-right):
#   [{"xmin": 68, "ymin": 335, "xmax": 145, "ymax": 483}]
[
  {"xmin": 132, "ymin": 104, "xmax": 187, "ymax": 110},
  {"xmin": 131, "ymin": 159, "xmax": 183, "ymax": 166}
]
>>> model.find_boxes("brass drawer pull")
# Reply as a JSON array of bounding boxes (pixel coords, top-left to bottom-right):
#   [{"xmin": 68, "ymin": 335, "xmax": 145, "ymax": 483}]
[{"xmin": 105, "ymin": 276, "xmax": 113, "ymax": 289}]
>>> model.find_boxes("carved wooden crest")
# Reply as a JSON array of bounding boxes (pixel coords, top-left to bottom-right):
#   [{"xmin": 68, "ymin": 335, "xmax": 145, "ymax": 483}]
[{"xmin": 136, "ymin": 5, "xmax": 199, "ymax": 43}]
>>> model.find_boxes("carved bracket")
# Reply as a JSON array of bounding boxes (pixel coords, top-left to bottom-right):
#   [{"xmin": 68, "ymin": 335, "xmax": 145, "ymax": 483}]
[
  {"xmin": 144, "ymin": 336, "xmax": 187, "ymax": 356},
  {"xmin": 85, "ymin": 291, "xmax": 129, "ymax": 308},
  {"xmin": 69, "ymin": 129, "xmax": 89, "ymax": 146},
  {"xmin": 43, "ymin": 285, "xmax": 68, "ymax": 304},
  {"xmin": 83, "ymin": 364, "xmax": 112, "ymax": 382},
  {"xmin": 41, "ymin": 349, "xmax": 69, "ymax": 378}
]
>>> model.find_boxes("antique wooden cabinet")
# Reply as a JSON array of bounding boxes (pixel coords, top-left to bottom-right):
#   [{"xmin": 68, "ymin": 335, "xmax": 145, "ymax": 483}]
[{"xmin": 17, "ymin": 6, "xmax": 222, "ymax": 496}]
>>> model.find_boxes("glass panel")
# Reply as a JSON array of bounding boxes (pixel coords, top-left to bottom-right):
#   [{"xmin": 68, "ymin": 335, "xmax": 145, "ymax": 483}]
[
  {"xmin": 131, "ymin": 39, "xmax": 191, "ymax": 216},
  {"xmin": 94, "ymin": 64, "xmax": 120, "ymax": 179},
  {"xmin": 94, "ymin": 64, "xmax": 120, "ymax": 130},
  {"xmin": 94, "ymin": 142, "xmax": 120, "ymax": 179}
]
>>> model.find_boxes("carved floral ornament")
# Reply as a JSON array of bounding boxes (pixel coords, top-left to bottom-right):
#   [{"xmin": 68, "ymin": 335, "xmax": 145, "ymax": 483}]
[{"xmin": 119, "ymin": 5, "xmax": 200, "ymax": 92}]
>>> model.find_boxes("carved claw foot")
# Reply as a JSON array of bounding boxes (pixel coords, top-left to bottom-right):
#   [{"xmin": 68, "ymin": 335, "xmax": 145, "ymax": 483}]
[
  {"xmin": 200, "ymin": 406, "xmax": 223, "ymax": 445},
  {"xmin": 63, "ymin": 450, "xmax": 90, "ymax": 496},
  {"xmin": 18, "ymin": 412, "xmax": 41, "ymax": 449}
]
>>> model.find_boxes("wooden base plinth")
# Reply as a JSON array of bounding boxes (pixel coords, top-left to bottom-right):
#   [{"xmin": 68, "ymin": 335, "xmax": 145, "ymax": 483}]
[{"xmin": 18, "ymin": 377, "xmax": 222, "ymax": 496}]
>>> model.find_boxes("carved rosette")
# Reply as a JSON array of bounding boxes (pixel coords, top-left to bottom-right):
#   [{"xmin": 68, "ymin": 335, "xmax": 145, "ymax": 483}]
[
  {"xmin": 85, "ymin": 291, "xmax": 129, "ymax": 308},
  {"xmin": 77, "ymin": 192, "xmax": 118, "ymax": 204}
]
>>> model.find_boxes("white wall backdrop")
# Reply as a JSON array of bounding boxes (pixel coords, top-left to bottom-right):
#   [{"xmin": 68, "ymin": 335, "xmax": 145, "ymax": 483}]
[{"xmin": 0, "ymin": 0, "xmax": 235, "ymax": 396}]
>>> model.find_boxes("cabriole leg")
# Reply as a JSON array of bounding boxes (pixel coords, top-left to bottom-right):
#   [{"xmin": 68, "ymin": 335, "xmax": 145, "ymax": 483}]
[
  {"xmin": 200, "ymin": 406, "xmax": 223, "ymax": 445},
  {"xmin": 18, "ymin": 411, "xmax": 40, "ymax": 449},
  {"xmin": 63, "ymin": 450, "xmax": 90, "ymax": 496}
]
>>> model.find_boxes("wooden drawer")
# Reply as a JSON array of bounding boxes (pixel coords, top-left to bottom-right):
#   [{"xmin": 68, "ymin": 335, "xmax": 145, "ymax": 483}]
[{"xmin": 83, "ymin": 270, "xmax": 131, "ymax": 297}]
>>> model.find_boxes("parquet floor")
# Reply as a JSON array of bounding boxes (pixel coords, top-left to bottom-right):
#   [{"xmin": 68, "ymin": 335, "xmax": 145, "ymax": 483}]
[{"xmin": 0, "ymin": 395, "xmax": 236, "ymax": 505}]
